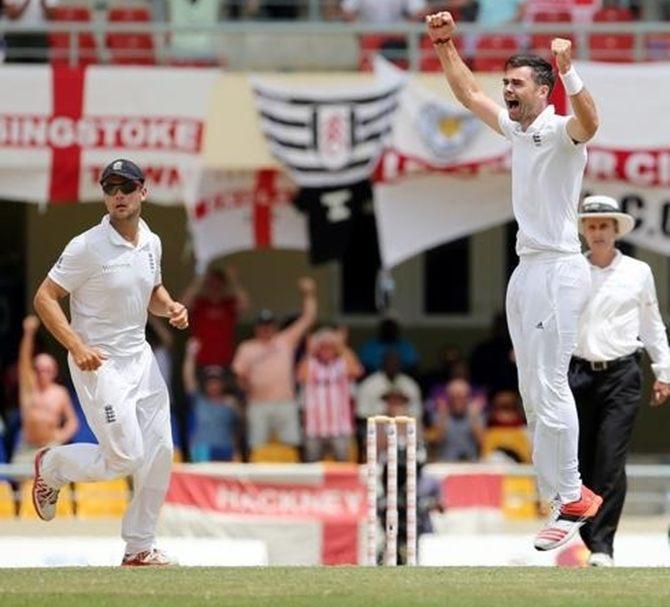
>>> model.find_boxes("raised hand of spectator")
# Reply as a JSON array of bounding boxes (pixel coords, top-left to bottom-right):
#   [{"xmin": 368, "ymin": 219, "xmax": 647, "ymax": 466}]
[
  {"xmin": 23, "ymin": 314, "xmax": 40, "ymax": 334},
  {"xmin": 298, "ymin": 276, "xmax": 317, "ymax": 296}
]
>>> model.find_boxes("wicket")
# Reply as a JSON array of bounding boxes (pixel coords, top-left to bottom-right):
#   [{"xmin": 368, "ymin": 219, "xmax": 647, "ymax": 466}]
[{"xmin": 366, "ymin": 415, "xmax": 417, "ymax": 566}]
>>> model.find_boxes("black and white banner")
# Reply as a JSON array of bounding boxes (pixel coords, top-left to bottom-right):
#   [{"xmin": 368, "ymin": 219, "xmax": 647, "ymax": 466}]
[{"xmin": 251, "ymin": 58, "xmax": 405, "ymax": 188}]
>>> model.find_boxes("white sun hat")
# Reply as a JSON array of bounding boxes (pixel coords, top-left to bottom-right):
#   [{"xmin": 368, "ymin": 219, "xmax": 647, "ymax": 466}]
[{"xmin": 578, "ymin": 195, "xmax": 635, "ymax": 237}]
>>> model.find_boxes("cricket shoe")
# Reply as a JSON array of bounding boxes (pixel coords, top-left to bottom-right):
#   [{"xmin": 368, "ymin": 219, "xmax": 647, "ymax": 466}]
[
  {"xmin": 588, "ymin": 552, "xmax": 614, "ymax": 567},
  {"xmin": 121, "ymin": 548, "xmax": 178, "ymax": 567},
  {"xmin": 534, "ymin": 486, "xmax": 603, "ymax": 551},
  {"xmin": 32, "ymin": 447, "xmax": 60, "ymax": 521}
]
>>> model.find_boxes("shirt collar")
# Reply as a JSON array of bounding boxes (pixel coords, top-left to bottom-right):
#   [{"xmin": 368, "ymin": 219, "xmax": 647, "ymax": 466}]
[
  {"xmin": 587, "ymin": 249, "xmax": 622, "ymax": 271},
  {"xmin": 522, "ymin": 104, "xmax": 555, "ymax": 133},
  {"xmin": 101, "ymin": 214, "xmax": 150, "ymax": 249}
]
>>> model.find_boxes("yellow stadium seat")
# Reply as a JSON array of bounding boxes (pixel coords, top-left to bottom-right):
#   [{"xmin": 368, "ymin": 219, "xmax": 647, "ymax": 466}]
[
  {"xmin": 249, "ymin": 441, "xmax": 300, "ymax": 463},
  {"xmin": 482, "ymin": 427, "xmax": 533, "ymax": 464},
  {"xmin": 502, "ymin": 475, "xmax": 538, "ymax": 520},
  {"xmin": 74, "ymin": 478, "xmax": 130, "ymax": 518},
  {"xmin": 0, "ymin": 481, "xmax": 16, "ymax": 518},
  {"xmin": 20, "ymin": 480, "xmax": 74, "ymax": 518}
]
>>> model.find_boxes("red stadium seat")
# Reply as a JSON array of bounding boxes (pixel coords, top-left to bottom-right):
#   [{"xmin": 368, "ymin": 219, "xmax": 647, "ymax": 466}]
[
  {"xmin": 419, "ymin": 35, "xmax": 463, "ymax": 72},
  {"xmin": 588, "ymin": 7, "xmax": 635, "ymax": 62},
  {"xmin": 48, "ymin": 6, "xmax": 98, "ymax": 67},
  {"xmin": 646, "ymin": 33, "xmax": 670, "ymax": 62},
  {"xmin": 358, "ymin": 34, "xmax": 408, "ymax": 71},
  {"xmin": 593, "ymin": 7, "xmax": 634, "ymax": 22},
  {"xmin": 473, "ymin": 35, "xmax": 520, "ymax": 72},
  {"xmin": 106, "ymin": 6, "xmax": 156, "ymax": 65},
  {"xmin": 528, "ymin": 10, "xmax": 574, "ymax": 59}
]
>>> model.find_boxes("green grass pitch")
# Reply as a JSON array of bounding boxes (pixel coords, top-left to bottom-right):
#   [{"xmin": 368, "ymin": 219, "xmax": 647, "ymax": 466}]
[{"xmin": 1, "ymin": 567, "xmax": 670, "ymax": 607}]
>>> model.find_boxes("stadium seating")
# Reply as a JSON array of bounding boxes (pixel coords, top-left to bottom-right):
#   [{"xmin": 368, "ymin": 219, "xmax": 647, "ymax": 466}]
[
  {"xmin": 589, "ymin": 7, "xmax": 635, "ymax": 62},
  {"xmin": 0, "ymin": 482, "xmax": 14, "ymax": 518},
  {"xmin": 105, "ymin": 6, "xmax": 156, "ymax": 65},
  {"xmin": 249, "ymin": 441, "xmax": 300, "ymax": 463},
  {"xmin": 473, "ymin": 35, "xmax": 520, "ymax": 72},
  {"xmin": 74, "ymin": 479, "xmax": 129, "ymax": 518},
  {"xmin": 420, "ymin": 35, "xmax": 464, "ymax": 72},
  {"xmin": 358, "ymin": 34, "xmax": 409, "ymax": 71},
  {"xmin": 481, "ymin": 427, "xmax": 532, "ymax": 464},
  {"xmin": 48, "ymin": 5, "xmax": 98, "ymax": 67},
  {"xmin": 529, "ymin": 10, "xmax": 575, "ymax": 59}
]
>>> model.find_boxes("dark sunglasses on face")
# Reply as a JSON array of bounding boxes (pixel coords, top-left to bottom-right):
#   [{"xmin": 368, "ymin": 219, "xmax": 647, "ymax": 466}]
[{"xmin": 102, "ymin": 180, "xmax": 140, "ymax": 196}]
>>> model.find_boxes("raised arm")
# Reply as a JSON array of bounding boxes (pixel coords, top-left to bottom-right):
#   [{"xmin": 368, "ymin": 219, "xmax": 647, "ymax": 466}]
[
  {"xmin": 552, "ymin": 39, "xmax": 599, "ymax": 143},
  {"xmin": 281, "ymin": 277, "xmax": 318, "ymax": 346},
  {"xmin": 34, "ymin": 277, "xmax": 107, "ymax": 371},
  {"xmin": 224, "ymin": 264, "xmax": 250, "ymax": 315},
  {"xmin": 182, "ymin": 338, "xmax": 200, "ymax": 395},
  {"xmin": 426, "ymin": 11, "xmax": 504, "ymax": 135},
  {"xmin": 18, "ymin": 315, "xmax": 40, "ymax": 408}
]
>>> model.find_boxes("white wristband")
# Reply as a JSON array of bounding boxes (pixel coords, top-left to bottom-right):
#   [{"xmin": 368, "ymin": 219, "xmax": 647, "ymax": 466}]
[{"xmin": 560, "ymin": 66, "xmax": 584, "ymax": 96}]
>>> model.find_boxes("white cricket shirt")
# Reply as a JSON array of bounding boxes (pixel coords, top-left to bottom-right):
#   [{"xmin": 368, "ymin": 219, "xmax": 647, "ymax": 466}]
[
  {"xmin": 498, "ymin": 105, "xmax": 587, "ymax": 256},
  {"xmin": 574, "ymin": 251, "xmax": 670, "ymax": 382},
  {"xmin": 49, "ymin": 214, "xmax": 162, "ymax": 358}
]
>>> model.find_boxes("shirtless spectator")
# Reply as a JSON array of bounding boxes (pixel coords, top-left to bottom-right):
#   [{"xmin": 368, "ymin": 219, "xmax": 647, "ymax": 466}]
[
  {"xmin": 181, "ymin": 265, "xmax": 250, "ymax": 369},
  {"xmin": 232, "ymin": 277, "xmax": 317, "ymax": 451},
  {"xmin": 12, "ymin": 315, "xmax": 78, "ymax": 465}
]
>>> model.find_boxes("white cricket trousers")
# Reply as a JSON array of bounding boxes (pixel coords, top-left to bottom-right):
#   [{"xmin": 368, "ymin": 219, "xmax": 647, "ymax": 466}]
[
  {"xmin": 41, "ymin": 343, "xmax": 173, "ymax": 554},
  {"xmin": 506, "ymin": 253, "xmax": 590, "ymax": 504}
]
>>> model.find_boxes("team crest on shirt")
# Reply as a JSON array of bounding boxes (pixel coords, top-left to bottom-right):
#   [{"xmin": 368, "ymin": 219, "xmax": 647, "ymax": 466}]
[
  {"xmin": 316, "ymin": 105, "xmax": 353, "ymax": 171},
  {"xmin": 417, "ymin": 101, "xmax": 479, "ymax": 161},
  {"xmin": 147, "ymin": 251, "xmax": 155, "ymax": 272},
  {"xmin": 532, "ymin": 132, "xmax": 542, "ymax": 147}
]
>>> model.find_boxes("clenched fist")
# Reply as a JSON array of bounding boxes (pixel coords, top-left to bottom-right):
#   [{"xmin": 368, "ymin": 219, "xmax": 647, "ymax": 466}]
[
  {"xmin": 425, "ymin": 11, "xmax": 456, "ymax": 44},
  {"xmin": 551, "ymin": 38, "xmax": 572, "ymax": 74}
]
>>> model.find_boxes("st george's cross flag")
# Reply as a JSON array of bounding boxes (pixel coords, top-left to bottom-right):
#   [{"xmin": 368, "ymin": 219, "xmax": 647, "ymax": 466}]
[{"xmin": 0, "ymin": 65, "xmax": 218, "ymax": 204}]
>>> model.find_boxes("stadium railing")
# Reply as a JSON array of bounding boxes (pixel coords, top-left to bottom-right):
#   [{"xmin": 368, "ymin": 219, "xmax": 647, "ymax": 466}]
[{"xmin": 1, "ymin": 21, "xmax": 670, "ymax": 69}]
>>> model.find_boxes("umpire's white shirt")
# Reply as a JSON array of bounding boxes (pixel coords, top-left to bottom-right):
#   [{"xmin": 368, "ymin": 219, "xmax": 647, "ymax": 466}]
[
  {"xmin": 49, "ymin": 214, "xmax": 162, "ymax": 358},
  {"xmin": 498, "ymin": 105, "xmax": 587, "ymax": 257},
  {"xmin": 574, "ymin": 250, "xmax": 670, "ymax": 382}
]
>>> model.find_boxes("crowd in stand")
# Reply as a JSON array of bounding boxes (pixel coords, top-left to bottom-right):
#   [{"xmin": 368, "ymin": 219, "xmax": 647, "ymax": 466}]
[
  {"xmin": 0, "ymin": 0, "xmax": 665, "ymax": 65},
  {"xmin": 0, "ymin": 265, "xmax": 534, "ymax": 467}
]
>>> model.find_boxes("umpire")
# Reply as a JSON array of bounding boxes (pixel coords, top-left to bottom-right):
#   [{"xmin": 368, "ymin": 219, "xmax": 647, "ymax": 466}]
[{"xmin": 570, "ymin": 195, "xmax": 670, "ymax": 567}]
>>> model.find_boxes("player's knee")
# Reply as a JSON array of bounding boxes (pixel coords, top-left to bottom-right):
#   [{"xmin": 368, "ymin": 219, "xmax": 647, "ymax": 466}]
[{"xmin": 107, "ymin": 449, "xmax": 144, "ymax": 476}]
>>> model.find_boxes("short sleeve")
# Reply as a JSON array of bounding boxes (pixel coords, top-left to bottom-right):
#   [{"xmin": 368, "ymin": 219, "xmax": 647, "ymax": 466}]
[
  {"xmin": 48, "ymin": 236, "xmax": 93, "ymax": 294},
  {"xmin": 153, "ymin": 235, "xmax": 163, "ymax": 287},
  {"xmin": 556, "ymin": 115, "xmax": 583, "ymax": 149},
  {"xmin": 497, "ymin": 108, "xmax": 515, "ymax": 141}
]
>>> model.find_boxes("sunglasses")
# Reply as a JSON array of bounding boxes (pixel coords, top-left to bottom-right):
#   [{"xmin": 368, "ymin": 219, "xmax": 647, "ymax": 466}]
[{"xmin": 102, "ymin": 180, "xmax": 140, "ymax": 196}]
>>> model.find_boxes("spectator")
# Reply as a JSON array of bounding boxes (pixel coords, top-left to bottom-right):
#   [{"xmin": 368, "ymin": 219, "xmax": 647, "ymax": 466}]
[
  {"xmin": 181, "ymin": 265, "xmax": 250, "ymax": 369},
  {"xmin": 3, "ymin": 0, "xmax": 58, "ymax": 63},
  {"xmin": 469, "ymin": 312, "xmax": 517, "ymax": 394},
  {"xmin": 232, "ymin": 277, "xmax": 317, "ymax": 451},
  {"xmin": 12, "ymin": 315, "xmax": 78, "ymax": 465},
  {"xmin": 297, "ymin": 328, "xmax": 363, "ymax": 462},
  {"xmin": 164, "ymin": 0, "xmax": 224, "ymax": 63},
  {"xmin": 421, "ymin": 343, "xmax": 465, "ymax": 392},
  {"xmin": 476, "ymin": 0, "xmax": 524, "ymax": 25},
  {"xmin": 487, "ymin": 389, "xmax": 525, "ymax": 428},
  {"xmin": 239, "ymin": 0, "xmax": 300, "ymax": 19},
  {"xmin": 340, "ymin": 0, "xmax": 427, "ymax": 22},
  {"xmin": 356, "ymin": 350, "xmax": 422, "ymax": 453},
  {"xmin": 183, "ymin": 338, "xmax": 242, "ymax": 462},
  {"xmin": 430, "ymin": 378, "xmax": 484, "ymax": 462},
  {"xmin": 358, "ymin": 317, "xmax": 419, "ymax": 375}
]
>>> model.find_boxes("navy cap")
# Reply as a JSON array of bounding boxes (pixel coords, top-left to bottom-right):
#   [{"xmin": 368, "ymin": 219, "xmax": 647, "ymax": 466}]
[{"xmin": 100, "ymin": 159, "xmax": 145, "ymax": 184}]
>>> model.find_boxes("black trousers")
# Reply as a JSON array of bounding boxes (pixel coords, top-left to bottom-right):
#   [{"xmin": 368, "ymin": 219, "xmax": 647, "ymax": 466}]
[{"xmin": 568, "ymin": 354, "xmax": 642, "ymax": 557}]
